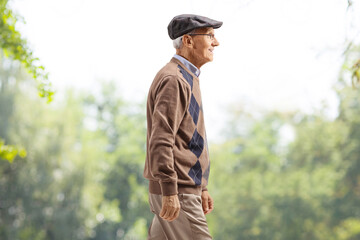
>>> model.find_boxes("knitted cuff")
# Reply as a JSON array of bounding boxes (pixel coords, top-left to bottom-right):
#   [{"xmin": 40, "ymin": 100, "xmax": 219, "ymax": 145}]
[{"xmin": 160, "ymin": 181, "xmax": 178, "ymax": 196}]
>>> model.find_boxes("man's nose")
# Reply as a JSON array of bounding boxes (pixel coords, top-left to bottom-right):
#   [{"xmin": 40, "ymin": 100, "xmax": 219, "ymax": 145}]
[{"xmin": 212, "ymin": 37, "xmax": 220, "ymax": 46}]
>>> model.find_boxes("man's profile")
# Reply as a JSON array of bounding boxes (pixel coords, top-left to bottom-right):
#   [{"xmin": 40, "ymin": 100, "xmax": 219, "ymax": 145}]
[{"xmin": 143, "ymin": 14, "xmax": 222, "ymax": 239}]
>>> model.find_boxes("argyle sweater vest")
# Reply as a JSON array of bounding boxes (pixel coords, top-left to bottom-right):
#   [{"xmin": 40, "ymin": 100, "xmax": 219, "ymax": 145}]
[{"xmin": 143, "ymin": 57, "xmax": 210, "ymax": 196}]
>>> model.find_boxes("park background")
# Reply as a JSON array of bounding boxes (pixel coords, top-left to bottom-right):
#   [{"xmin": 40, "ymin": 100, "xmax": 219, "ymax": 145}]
[{"xmin": 1, "ymin": 0, "xmax": 360, "ymax": 239}]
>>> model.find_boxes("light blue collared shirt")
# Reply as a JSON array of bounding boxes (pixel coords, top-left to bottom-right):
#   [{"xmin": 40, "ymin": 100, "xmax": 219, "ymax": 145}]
[{"xmin": 173, "ymin": 54, "xmax": 201, "ymax": 77}]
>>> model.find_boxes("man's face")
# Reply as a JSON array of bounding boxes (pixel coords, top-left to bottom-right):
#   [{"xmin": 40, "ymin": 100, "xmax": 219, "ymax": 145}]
[{"xmin": 189, "ymin": 27, "xmax": 220, "ymax": 67}]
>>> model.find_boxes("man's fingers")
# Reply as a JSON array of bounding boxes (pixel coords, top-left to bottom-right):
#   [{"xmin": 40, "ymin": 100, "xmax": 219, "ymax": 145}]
[
  {"xmin": 205, "ymin": 195, "xmax": 214, "ymax": 214},
  {"xmin": 160, "ymin": 205, "xmax": 180, "ymax": 221},
  {"xmin": 168, "ymin": 200, "xmax": 181, "ymax": 221},
  {"xmin": 207, "ymin": 199, "xmax": 214, "ymax": 214},
  {"xmin": 209, "ymin": 196, "xmax": 214, "ymax": 210},
  {"xmin": 163, "ymin": 206, "xmax": 175, "ymax": 221},
  {"xmin": 160, "ymin": 195, "xmax": 181, "ymax": 221},
  {"xmin": 202, "ymin": 196, "xmax": 209, "ymax": 213},
  {"xmin": 168, "ymin": 207, "xmax": 180, "ymax": 221},
  {"xmin": 159, "ymin": 206, "xmax": 167, "ymax": 219}
]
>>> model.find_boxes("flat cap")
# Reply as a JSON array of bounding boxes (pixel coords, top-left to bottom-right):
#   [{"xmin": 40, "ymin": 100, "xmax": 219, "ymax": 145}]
[{"xmin": 168, "ymin": 14, "xmax": 223, "ymax": 40}]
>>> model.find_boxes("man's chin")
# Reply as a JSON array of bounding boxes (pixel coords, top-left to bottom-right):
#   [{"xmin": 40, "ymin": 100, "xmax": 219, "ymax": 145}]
[{"xmin": 205, "ymin": 59, "xmax": 213, "ymax": 65}]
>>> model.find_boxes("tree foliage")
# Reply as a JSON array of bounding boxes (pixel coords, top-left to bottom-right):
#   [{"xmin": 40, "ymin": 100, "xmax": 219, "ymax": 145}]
[
  {"xmin": 0, "ymin": 61, "xmax": 150, "ymax": 239},
  {"xmin": 0, "ymin": 0, "xmax": 54, "ymax": 162},
  {"xmin": 0, "ymin": 0, "xmax": 53, "ymax": 101},
  {"xmin": 1, "ymin": 0, "xmax": 360, "ymax": 239},
  {"xmin": 204, "ymin": 41, "xmax": 360, "ymax": 239}
]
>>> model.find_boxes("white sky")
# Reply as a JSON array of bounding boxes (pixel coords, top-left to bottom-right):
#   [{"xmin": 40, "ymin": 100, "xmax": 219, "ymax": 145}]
[{"xmin": 11, "ymin": 0, "xmax": 360, "ymax": 142}]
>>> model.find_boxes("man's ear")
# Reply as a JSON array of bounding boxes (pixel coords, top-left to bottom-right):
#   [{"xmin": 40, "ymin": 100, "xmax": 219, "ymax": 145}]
[{"xmin": 182, "ymin": 35, "xmax": 193, "ymax": 48}]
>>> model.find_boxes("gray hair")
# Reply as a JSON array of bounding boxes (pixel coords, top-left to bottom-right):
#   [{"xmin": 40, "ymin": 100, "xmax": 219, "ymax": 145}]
[
  {"xmin": 172, "ymin": 30, "xmax": 197, "ymax": 49},
  {"xmin": 173, "ymin": 36, "xmax": 183, "ymax": 49}
]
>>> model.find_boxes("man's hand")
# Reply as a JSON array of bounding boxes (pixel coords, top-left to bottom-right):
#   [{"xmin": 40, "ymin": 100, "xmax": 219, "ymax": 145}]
[
  {"xmin": 201, "ymin": 191, "xmax": 214, "ymax": 215},
  {"xmin": 160, "ymin": 195, "xmax": 181, "ymax": 222}
]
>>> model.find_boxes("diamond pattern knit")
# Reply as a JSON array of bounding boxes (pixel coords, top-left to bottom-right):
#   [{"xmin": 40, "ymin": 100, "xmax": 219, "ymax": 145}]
[
  {"xmin": 178, "ymin": 66, "xmax": 206, "ymax": 186},
  {"xmin": 144, "ymin": 58, "xmax": 210, "ymax": 196}
]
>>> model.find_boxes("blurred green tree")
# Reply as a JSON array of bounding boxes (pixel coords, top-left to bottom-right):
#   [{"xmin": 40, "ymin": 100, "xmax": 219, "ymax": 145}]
[
  {"xmin": 0, "ymin": 60, "xmax": 89, "ymax": 239},
  {"xmin": 0, "ymin": 0, "xmax": 54, "ymax": 163},
  {"xmin": 0, "ymin": 56, "xmax": 151, "ymax": 239},
  {"xmin": 0, "ymin": 0, "xmax": 53, "ymax": 101},
  {"xmin": 207, "ymin": 107, "xmax": 347, "ymax": 239},
  {"xmin": 329, "ymin": 44, "xmax": 360, "ymax": 240},
  {"xmin": 80, "ymin": 83, "xmax": 151, "ymax": 240},
  {"xmin": 206, "ymin": 39, "xmax": 360, "ymax": 239}
]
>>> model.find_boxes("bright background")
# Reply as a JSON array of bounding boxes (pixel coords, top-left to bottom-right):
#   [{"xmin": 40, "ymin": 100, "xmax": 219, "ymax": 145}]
[
  {"xmin": 11, "ymin": 0, "xmax": 360, "ymax": 141},
  {"xmin": 3, "ymin": 1, "xmax": 360, "ymax": 239}
]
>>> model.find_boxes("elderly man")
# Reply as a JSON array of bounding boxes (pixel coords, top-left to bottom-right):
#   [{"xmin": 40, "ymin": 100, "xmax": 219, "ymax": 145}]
[{"xmin": 143, "ymin": 14, "xmax": 222, "ymax": 239}]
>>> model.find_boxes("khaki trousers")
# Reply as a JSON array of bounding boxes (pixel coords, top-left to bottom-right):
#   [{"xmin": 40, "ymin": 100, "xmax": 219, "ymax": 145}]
[{"xmin": 147, "ymin": 193, "xmax": 212, "ymax": 240}]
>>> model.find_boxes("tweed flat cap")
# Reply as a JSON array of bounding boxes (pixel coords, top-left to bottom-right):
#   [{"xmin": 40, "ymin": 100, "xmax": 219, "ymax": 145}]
[{"xmin": 168, "ymin": 14, "xmax": 223, "ymax": 40}]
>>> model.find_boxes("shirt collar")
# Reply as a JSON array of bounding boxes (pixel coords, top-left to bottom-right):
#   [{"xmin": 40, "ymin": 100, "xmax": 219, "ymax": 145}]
[{"xmin": 173, "ymin": 54, "xmax": 200, "ymax": 77}]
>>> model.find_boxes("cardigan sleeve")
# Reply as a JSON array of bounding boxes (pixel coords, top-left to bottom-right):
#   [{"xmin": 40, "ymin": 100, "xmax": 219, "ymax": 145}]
[{"xmin": 148, "ymin": 75, "xmax": 190, "ymax": 196}]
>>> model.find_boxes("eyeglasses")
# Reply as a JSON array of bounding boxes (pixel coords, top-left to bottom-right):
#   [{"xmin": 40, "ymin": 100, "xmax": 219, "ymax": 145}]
[{"xmin": 188, "ymin": 33, "xmax": 215, "ymax": 40}]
